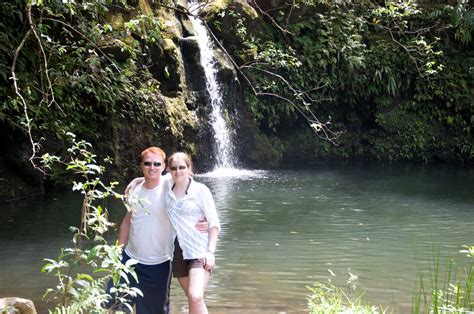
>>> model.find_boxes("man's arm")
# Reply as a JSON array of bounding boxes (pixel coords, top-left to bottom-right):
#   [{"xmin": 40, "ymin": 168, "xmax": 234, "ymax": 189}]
[
  {"xmin": 195, "ymin": 217, "xmax": 208, "ymax": 233},
  {"xmin": 124, "ymin": 177, "xmax": 144, "ymax": 196},
  {"xmin": 118, "ymin": 211, "xmax": 132, "ymax": 248}
]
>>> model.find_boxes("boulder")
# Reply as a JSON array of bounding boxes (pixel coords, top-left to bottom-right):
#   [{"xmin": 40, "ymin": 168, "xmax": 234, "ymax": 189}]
[{"xmin": 0, "ymin": 297, "xmax": 37, "ymax": 314}]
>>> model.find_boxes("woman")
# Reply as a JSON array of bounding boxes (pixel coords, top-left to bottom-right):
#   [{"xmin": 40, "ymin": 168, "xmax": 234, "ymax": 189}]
[{"xmin": 164, "ymin": 152, "xmax": 220, "ymax": 314}]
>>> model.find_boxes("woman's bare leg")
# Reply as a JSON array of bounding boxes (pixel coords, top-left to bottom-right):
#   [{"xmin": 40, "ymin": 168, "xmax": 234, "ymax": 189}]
[
  {"xmin": 177, "ymin": 276, "xmax": 190, "ymax": 297},
  {"xmin": 187, "ymin": 268, "xmax": 210, "ymax": 314}
]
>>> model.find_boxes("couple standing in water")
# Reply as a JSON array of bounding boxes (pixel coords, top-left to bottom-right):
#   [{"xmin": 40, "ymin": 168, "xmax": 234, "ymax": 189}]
[{"xmin": 112, "ymin": 146, "xmax": 220, "ymax": 313}]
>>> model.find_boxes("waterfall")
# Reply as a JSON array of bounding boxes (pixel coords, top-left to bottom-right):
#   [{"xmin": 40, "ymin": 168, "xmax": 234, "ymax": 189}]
[{"xmin": 188, "ymin": 1, "xmax": 236, "ymax": 170}]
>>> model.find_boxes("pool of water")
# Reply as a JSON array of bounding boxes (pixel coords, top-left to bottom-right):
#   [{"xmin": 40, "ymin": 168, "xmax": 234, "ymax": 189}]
[{"xmin": 0, "ymin": 162, "xmax": 473, "ymax": 313}]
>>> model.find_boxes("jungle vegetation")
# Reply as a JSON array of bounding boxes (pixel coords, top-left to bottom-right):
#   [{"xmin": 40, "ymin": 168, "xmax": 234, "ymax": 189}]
[
  {"xmin": 0, "ymin": 1, "xmax": 472, "ymax": 311},
  {"xmin": 0, "ymin": 0, "xmax": 473, "ymax": 179}
]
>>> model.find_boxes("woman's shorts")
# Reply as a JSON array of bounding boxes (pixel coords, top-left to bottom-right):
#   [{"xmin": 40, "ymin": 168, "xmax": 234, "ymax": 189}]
[{"xmin": 172, "ymin": 238, "xmax": 208, "ymax": 278}]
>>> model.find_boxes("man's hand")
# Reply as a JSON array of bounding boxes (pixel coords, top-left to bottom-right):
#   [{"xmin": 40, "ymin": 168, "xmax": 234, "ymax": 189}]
[{"xmin": 195, "ymin": 217, "xmax": 208, "ymax": 233}]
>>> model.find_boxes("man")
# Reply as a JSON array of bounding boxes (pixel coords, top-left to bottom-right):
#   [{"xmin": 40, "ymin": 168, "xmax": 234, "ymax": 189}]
[{"xmin": 110, "ymin": 146, "xmax": 207, "ymax": 314}]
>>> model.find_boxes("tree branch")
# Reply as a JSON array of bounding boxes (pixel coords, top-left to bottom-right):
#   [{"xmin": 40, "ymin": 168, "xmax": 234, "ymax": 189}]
[
  {"xmin": 28, "ymin": 5, "xmax": 56, "ymax": 108},
  {"xmin": 249, "ymin": 0, "xmax": 294, "ymax": 36},
  {"xmin": 11, "ymin": 15, "xmax": 42, "ymax": 172},
  {"xmin": 190, "ymin": 3, "xmax": 342, "ymax": 144}
]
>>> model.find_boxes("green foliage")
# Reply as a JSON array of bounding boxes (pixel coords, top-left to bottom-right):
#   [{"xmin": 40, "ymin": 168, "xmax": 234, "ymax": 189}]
[
  {"xmin": 413, "ymin": 245, "xmax": 474, "ymax": 313},
  {"xmin": 307, "ymin": 271, "xmax": 387, "ymax": 313},
  {"xmin": 371, "ymin": 1, "xmax": 444, "ymax": 76},
  {"xmin": 307, "ymin": 284, "xmax": 384, "ymax": 313},
  {"xmin": 1, "ymin": 0, "xmax": 168, "ymax": 157},
  {"xmin": 2, "ymin": 0, "xmax": 473, "ymax": 165},
  {"xmin": 41, "ymin": 133, "xmax": 139, "ymax": 313},
  {"xmin": 211, "ymin": 1, "xmax": 473, "ymax": 162},
  {"xmin": 440, "ymin": 0, "xmax": 474, "ymax": 45},
  {"xmin": 307, "ymin": 245, "xmax": 474, "ymax": 313}
]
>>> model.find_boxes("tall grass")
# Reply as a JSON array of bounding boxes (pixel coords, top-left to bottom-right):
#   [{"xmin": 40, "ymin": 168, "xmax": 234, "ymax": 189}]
[
  {"xmin": 307, "ymin": 246, "xmax": 473, "ymax": 313},
  {"xmin": 413, "ymin": 245, "xmax": 473, "ymax": 313}
]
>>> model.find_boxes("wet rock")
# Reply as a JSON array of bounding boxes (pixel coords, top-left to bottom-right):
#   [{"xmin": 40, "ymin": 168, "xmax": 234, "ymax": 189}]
[{"xmin": 0, "ymin": 297, "xmax": 37, "ymax": 314}]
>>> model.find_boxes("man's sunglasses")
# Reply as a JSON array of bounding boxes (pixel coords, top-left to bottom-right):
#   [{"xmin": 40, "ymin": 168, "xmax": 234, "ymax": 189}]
[{"xmin": 143, "ymin": 161, "xmax": 162, "ymax": 167}]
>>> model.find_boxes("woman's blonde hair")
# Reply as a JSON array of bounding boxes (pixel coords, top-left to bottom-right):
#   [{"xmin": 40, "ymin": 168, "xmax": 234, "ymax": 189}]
[{"xmin": 168, "ymin": 152, "xmax": 194, "ymax": 175}]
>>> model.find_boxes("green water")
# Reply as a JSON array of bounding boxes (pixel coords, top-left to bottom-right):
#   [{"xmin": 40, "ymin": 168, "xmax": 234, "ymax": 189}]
[{"xmin": 1, "ymin": 163, "xmax": 473, "ymax": 313}]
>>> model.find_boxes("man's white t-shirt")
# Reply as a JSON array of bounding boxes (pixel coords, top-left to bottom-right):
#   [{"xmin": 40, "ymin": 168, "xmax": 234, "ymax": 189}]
[{"xmin": 125, "ymin": 178, "xmax": 176, "ymax": 265}]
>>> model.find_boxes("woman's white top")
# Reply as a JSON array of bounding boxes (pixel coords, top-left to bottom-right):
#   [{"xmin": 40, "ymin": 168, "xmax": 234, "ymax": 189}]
[{"xmin": 164, "ymin": 177, "xmax": 220, "ymax": 260}]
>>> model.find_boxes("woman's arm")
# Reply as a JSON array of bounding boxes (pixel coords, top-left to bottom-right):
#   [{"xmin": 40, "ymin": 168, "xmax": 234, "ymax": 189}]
[
  {"xmin": 199, "ymin": 185, "xmax": 221, "ymax": 233},
  {"xmin": 207, "ymin": 226, "xmax": 218, "ymax": 254},
  {"xmin": 198, "ymin": 184, "xmax": 220, "ymax": 270},
  {"xmin": 204, "ymin": 226, "xmax": 219, "ymax": 270}
]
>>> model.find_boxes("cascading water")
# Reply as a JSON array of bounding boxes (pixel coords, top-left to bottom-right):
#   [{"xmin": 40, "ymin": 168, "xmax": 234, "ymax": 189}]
[{"xmin": 187, "ymin": 1, "xmax": 236, "ymax": 170}]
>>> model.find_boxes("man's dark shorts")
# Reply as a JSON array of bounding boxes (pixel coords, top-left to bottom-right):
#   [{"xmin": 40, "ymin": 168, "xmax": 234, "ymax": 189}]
[{"xmin": 106, "ymin": 252, "xmax": 172, "ymax": 314}]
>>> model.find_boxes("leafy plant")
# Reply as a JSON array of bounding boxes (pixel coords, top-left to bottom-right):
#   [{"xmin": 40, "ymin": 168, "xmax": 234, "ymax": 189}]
[
  {"xmin": 41, "ymin": 133, "xmax": 140, "ymax": 313},
  {"xmin": 307, "ymin": 270, "xmax": 387, "ymax": 313},
  {"xmin": 307, "ymin": 245, "xmax": 473, "ymax": 313},
  {"xmin": 212, "ymin": 1, "xmax": 473, "ymax": 162},
  {"xmin": 2, "ymin": 0, "xmax": 169, "ymax": 169}
]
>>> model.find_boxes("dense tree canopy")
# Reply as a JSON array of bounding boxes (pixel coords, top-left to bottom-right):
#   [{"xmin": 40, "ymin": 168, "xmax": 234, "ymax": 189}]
[
  {"xmin": 0, "ymin": 0, "xmax": 473, "ymax": 179},
  {"xmin": 205, "ymin": 0, "xmax": 473, "ymax": 162}
]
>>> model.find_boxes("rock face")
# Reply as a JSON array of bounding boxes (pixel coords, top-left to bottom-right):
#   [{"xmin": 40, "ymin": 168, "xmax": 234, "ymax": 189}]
[
  {"xmin": 0, "ymin": 297, "xmax": 37, "ymax": 314},
  {"xmin": 172, "ymin": 2, "xmax": 277, "ymax": 170},
  {"xmin": 0, "ymin": 130, "xmax": 45, "ymax": 203},
  {"xmin": 0, "ymin": 0, "xmax": 279, "ymax": 201}
]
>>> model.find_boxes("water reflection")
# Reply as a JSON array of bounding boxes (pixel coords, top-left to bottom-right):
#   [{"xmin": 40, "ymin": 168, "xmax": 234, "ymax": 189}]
[{"xmin": 0, "ymin": 164, "xmax": 472, "ymax": 313}]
